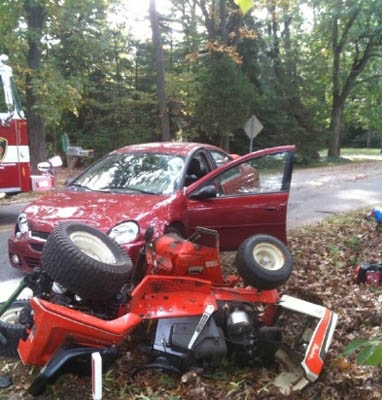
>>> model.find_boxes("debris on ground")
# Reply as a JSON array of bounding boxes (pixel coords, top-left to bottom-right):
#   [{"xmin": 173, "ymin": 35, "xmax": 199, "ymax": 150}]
[{"xmin": 1, "ymin": 209, "xmax": 382, "ymax": 398}]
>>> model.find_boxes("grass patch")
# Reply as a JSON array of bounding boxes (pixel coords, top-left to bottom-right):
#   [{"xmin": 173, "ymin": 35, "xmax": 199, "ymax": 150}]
[
  {"xmin": 341, "ymin": 148, "xmax": 382, "ymax": 156},
  {"xmin": 318, "ymin": 148, "xmax": 382, "ymax": 163}
]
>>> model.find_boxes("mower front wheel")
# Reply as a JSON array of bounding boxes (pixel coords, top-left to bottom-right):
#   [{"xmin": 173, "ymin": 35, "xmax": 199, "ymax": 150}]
[
  {"xmin": 42, "ymin": 222, "xmax": 133, "ymax": 300},
  {"xmin": 236, "ymin": 235, "xmax": 293, "ymax": 290}
]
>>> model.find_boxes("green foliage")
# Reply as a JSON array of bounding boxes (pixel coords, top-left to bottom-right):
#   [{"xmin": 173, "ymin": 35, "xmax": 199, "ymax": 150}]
[
  {"xmin": 195, "ymin": 55, "xmax": 257, "ymax": 149},
  {"xmin": 1, "ymin": 0, "xmax": 382, "ymax": 162},
  {"xmin": 344, "ymin": 235, "xmax": 362, "ymax": 251},
  {"xmin": 309, "ymin": 0, "xmax": 382, "ymax": 156},
  {"xmin": 234, "ymin": 0, "xmax": 254, "ymax": 15},
  {"xmin": 166, "ymin": 70, "xmax": 199, "ymax": 140},
  {"xmin": 344, "ymin": 337, "xmax": 382, "ymax": 366},
  {"xmin": 236, "ymin": 0, "xmax": 326, "ymax": 160}
]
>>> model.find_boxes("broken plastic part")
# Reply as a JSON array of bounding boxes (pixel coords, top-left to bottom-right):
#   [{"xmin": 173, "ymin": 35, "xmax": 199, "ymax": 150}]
[{"xmin": 273, "ymin": 295, "xmax": 338, "ymax": 393}]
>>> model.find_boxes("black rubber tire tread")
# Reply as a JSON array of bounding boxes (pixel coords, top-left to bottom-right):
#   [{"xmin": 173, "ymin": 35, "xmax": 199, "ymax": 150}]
[
  {"xmin": 0, "ymin": 300, "xmax": 28, "ymax": 358},
  {"xmin": 42, "ymin": 222, "xmax": 133, "ymax": 300},
  {"xmin": 236, "ymin": 234, "xmax": 293, "ymax": 290},
  {"xmin": 164, "ymin": 223, "xmax": 185, "ymax": 237}
]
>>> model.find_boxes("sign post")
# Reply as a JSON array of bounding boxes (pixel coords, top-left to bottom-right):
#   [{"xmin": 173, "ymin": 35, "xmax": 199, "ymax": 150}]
[{"xmin": 244, "ymin": 114, "xmax": 263, "ymax": 153}]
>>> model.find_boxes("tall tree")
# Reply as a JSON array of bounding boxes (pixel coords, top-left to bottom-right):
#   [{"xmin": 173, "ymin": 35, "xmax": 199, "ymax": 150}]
[
  {"xmin": 191, "ymin": 0, "xmax": 256, "ymax": 149},
  {"xmin": 312, "ymin": 0, "xmax": 382, "ymax": 158},
  {"xmin": 195, "ymin": 55, "xmax": 256, "ymax": 150},
  {"xmin": 24, "ymin": 0, "xmax": 47, "ymax": 170},
  {"xmin": 149, "ymin": 0, "xmax": 171, "ymax": 141}
]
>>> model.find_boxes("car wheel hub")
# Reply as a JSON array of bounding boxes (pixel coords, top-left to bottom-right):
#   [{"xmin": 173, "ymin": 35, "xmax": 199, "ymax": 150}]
[
  {"xmin": 253, "ymin": 243, "xmax": 285, "ymax": 271},
  {"xmin": 69, "ymin": 232, "xmax": 117, "ymax": 264}
]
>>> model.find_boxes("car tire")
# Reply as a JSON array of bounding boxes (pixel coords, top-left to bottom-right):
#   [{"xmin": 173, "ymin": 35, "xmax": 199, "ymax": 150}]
[
  {"xmin": 236, "ymin": 235, "xmax": 293, "ymax": 290},
  {"xmin": 42, "ymin": 222, "xmax": 133, "ymax": 300},
  {"xmin": 0, "ymin": 300, "xmax": 28, "ymax": 358}
]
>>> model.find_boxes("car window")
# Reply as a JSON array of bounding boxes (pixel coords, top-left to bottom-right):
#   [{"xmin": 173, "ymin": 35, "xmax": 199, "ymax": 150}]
[
  {"xmin": 72, "ymin": 152, "xmax": 185, "ymax": 195},
  {"xmin": 208, "ymin": 150, "xmax": 232, "ymax": 168},
  {"xmin": 215, "ymin": 152, "xmax": 289, "ymax": 196},
  {"xmin": 184, "ymin": 152, "xmax": 210, "ymax": 186}
]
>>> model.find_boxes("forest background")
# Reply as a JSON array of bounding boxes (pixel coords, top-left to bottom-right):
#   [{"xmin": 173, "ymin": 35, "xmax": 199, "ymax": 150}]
[{"xmin": 1, "ymin": 0, "xmax": 382, "ymax": 170}]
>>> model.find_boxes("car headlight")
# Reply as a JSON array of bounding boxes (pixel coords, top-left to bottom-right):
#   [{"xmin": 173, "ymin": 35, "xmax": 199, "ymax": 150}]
[
  {"xmin": 108, "ymin": 221, "xmax": 139, "ymax": 244},
  {"xmin": 17, "ymin": 212, "xmax": 29, "ymax": 234}
]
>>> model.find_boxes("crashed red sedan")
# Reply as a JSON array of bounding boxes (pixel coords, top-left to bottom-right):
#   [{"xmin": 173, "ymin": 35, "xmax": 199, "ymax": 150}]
[{"xmin": 8, "ymin": 142, "xmax": 295, "ymax": 272}]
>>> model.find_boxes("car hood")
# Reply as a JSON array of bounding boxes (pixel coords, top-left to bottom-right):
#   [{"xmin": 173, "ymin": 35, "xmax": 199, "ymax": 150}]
[{"xmin": 24, "ymin": 189, "xmax": 172, "ymax": 233}]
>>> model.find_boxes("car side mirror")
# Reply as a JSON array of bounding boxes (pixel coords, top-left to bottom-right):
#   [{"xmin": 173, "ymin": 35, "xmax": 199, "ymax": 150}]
[{"xmin": 189, "ymin": 184, "xmax": 217, "ymax": 200}]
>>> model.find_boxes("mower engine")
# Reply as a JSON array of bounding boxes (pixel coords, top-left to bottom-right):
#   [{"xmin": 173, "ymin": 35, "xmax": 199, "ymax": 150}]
[{"xmin": 147, "ymin": 301, "xmax": 282, "ymax": 374}]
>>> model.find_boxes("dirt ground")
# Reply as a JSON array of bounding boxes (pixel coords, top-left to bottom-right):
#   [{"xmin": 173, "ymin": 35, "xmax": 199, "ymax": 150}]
[{"xmin": 1, "ymin": 210, "xmax": 382, "ymax": 399}]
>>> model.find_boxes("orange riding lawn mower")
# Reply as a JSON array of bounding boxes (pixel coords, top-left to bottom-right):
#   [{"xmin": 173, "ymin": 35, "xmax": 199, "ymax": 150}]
[{"xmin": 0, "ymin": 224, "xmax": 338, "ymax": 397}]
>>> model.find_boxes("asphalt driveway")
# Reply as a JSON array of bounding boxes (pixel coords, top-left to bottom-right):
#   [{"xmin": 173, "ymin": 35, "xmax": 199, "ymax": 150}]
[{"xmin": 288, "ymin": 161, "xmax": 382, "ymax": 228}]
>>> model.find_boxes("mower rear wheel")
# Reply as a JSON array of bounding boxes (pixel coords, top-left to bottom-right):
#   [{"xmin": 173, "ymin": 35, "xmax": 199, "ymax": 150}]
[
  {"xmin": 42, "ymin": 222, "xmax": 133, "ymax": 300},
  {"xmin": 236, "ymin": 235, "xmax": 293, "ymax": 290},
  {"xmin": 0, "ymin": 300, "xmax": 28, "ymax": 358}
]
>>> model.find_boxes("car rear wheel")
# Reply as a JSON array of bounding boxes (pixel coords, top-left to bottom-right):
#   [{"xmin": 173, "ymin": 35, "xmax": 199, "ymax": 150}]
[
  {"xmin": 0, "ymin": 300, "xmax": 28, "ymax": 358},
  {"xmin": 236, "ymin": 235, "xmax": 293, "ymax": 290},
  {"xmin": 42, "ymin": 222, "xmax": 133, "ymax": 300}
]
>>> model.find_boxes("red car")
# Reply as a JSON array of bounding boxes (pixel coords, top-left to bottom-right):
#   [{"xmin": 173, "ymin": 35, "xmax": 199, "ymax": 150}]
[{"xmin": 8, "ymin": 142, "xmax": 295, "ymax": 272}]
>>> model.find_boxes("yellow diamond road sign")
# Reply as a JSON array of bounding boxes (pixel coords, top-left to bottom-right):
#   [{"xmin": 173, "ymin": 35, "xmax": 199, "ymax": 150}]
[{"xmin": 244, "ymin": 115, "xmax": 263, "ymax": 139}]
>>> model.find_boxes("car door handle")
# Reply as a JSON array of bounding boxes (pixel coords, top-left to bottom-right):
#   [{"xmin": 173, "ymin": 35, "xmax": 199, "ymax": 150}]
[{"xmin": 263, "ymin": 206, "xmax": 280, "ymax": 212}]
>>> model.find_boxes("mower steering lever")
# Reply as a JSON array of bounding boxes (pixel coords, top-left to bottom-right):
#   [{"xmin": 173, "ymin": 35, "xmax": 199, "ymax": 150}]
[{"xmin": 187, "ymin": 304, "xmax": 215, "ymax": 350}]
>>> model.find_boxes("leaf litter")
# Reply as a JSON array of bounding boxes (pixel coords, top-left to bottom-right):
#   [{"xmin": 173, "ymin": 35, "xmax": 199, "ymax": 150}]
[{"xmin": 2, "ymin": 209, "xmax": 382, "ymax": 399}]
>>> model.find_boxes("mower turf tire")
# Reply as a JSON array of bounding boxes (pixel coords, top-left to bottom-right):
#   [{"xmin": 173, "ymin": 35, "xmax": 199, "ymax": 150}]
[
  {"xmin": 236, "ymin": 234, "xmax": 293, "ymax": 290},
  {"xmin": 0, "ymin": 300, "xmax": 28, "ymax": 358},
  {"xmin": 42, "ymin": 222, "xmax": 133, "ymax": 300}
]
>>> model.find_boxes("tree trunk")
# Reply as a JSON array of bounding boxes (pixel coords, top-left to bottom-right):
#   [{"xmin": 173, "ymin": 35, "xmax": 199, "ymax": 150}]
[
  {"xmin": 223, "ymin": 133, "xmax": 230, "ymax": 152},
  {"xmin": 149, "ymin": 0, "xmax": 171, "ymax": 141},
  {"xmin": 366, "ymin": 131, "xmax": 372, "ymax": 148},
  {"xmin": 328, "ymin": 103, "xmax": 342, "ymax": 158},
  {"xmin": 24, "ymin": 0, "xmax": 46, "ymax": 172},
  {"xmin": 269, "ymin": 1, "xmax": 282, "ymax": 79},
  {"xmin": 326, "ymin": 4, "xmax": 375, "ymax": 158}
]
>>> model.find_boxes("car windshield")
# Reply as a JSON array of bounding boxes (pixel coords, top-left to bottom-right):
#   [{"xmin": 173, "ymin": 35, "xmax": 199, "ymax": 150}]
[{"xmin": 71, "ymin": 152, "xmax": 186, "ymax": 195}]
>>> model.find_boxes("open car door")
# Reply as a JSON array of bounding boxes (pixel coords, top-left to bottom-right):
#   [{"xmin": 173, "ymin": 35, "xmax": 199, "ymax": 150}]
[{"xmin": 185, "ymin": 145, "xmax": 295, "ymax": 250}]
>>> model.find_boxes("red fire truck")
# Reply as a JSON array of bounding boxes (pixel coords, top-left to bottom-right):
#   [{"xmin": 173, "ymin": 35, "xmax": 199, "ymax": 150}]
[
  {"xmin": 0, "ymin": 54, "xmax": 31, "ymax": 194},
  {"xmin": 0, "ymin": 55, "xmax": 62, "ymax": 194}
]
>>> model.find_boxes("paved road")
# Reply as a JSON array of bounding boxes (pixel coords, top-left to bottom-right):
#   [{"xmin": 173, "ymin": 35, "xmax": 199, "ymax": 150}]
[
  {"xmin": 0, "ymin": 162, "xmax": 381, "ymax": 301},
  {"xmin": 287, "ymin": 162, "xmax": 382, "ymax": 228},
  {"xmin": 0, "ymin": 203, "xmax": 31, "ymax": 301}
]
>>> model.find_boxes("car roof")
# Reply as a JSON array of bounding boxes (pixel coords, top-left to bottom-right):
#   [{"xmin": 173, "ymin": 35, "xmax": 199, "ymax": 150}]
[{"xmin": 112, "ymin": 142, "xmax": 226, "ymax": 157}]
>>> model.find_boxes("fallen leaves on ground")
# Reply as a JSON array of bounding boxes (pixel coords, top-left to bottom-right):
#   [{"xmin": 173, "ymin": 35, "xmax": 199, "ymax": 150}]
[{"xmin": 2, "ymin": 209, "xmax": 382, "ymax": 399}]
